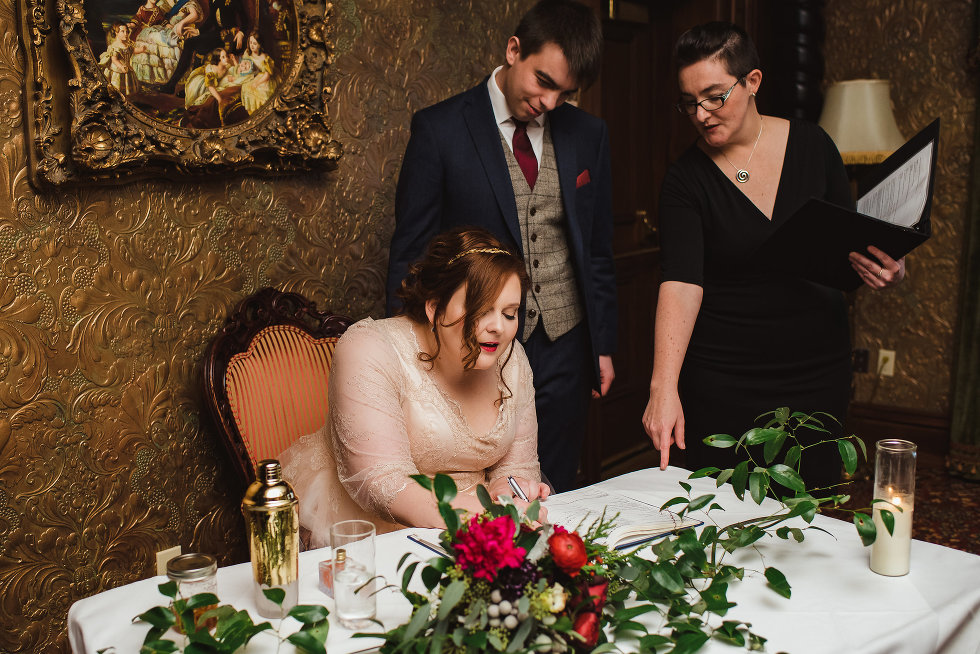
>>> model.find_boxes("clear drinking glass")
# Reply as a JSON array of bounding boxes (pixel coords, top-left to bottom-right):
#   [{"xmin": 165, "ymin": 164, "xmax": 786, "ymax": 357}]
[
  {"xmin": 870, "ymin": 439, "xmax": 917, "ymax": 576},
  {"xmin": 330, "ymin": 519, "xmax": 376, "ymax": 629}
]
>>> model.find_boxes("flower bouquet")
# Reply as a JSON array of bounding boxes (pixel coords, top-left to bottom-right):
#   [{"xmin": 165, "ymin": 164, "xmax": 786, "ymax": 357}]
[
  {"xmin": 368, "ymin": 408, "xmax": 886, "ymax": 654},
  {"xmin": 372, "ymin": 474, "xmax": 642, "ymax": 653}
]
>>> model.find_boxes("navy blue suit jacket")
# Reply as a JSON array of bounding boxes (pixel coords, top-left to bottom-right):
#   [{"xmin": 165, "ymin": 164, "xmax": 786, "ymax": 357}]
[{"xmin": 386, "ymin": 81, "xmax": 617, "ymax": 388}]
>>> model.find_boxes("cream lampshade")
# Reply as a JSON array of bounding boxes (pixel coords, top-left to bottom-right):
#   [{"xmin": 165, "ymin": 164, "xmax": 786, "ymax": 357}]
[{"xmin": 818, "ymin": 79, "xmax": 905, "ymax": 164}]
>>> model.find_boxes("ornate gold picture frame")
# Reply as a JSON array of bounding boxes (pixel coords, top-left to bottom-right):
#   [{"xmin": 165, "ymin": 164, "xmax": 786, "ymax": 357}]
[{"xmin": 18, "ymin": 0, "xmax": 341, "ymax": 186}]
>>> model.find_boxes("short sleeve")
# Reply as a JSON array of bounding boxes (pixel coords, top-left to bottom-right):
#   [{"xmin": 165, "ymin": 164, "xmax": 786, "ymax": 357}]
[{"xmin": 659, "ymin": 160, "xmax": 705, "ymax": 286}]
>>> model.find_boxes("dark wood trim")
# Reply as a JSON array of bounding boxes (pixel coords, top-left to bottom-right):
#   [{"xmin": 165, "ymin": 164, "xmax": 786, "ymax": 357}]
[{"xmin": 846, "ymin": 402, "xmax": 950, "ymax": 457}]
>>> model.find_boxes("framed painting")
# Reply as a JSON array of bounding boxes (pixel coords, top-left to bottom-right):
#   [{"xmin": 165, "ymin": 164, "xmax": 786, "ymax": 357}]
[{"xmin": 18, "ymin": 0, "xmax": 341, "ymax": 185}]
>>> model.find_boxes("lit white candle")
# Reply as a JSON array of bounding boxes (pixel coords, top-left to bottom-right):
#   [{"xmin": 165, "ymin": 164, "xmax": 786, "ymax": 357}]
[{"xmin": 870, "ymin": 491, "xmax": 913, "ymax": 576}]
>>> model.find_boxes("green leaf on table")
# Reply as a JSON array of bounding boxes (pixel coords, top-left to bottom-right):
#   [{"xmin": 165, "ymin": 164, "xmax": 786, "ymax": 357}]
[
  {"xmin": 136, "ymin": 606, "xmax": 176, "ymax": 630},
  {"xmin": 433, "ymin": 474, "xmax": 457, "ymax": 504},
  {"xmin": 651, "ymin": 562, "xmax": 684, "ymax": 594},
  {"xmin": 402, "ymin": 561, "xmax": 420, "ymax": 592},
  {"xmin": 525, "ymin": 500, "xmax": 540, "ymax": 523},
  {"xmin": 437, "ymin": 580, "xmax": 466, "ymax": 620},
  {"xmin": 768, "ymin": 464, "xmax": 805, "ymax": 492},
  {"xmin": 763, "ymin": 430, "xmax": 788, "ymax": 464},
  {"xmin": 421, "ymin": 564, "xmax": 444, "ymax": 591},
  {"xmin": 837, "ymin": 439, "xmax": 858, "ymax": 475},
  {"xmin": 465, "ymin": 630, "xmax": 488, "ymax": 649},
  {"xmin": 688, "ymin": 467, "xmax": 721, "ymax": 479},
  {"xmin": 853, "ymin": 512, "xmax": 876, "ymax": 546},
  {"xmin": 774, "ymin": 407, "xmax": 790, "ymax": 423},
  {"xmin": 288, "ymin": 629, "xmax": 328, "ymax": 654},
  {"xmin": 731, "ymin": 460, "xmax": 749, "ymax": 501},
  {"xmin": 748, "ymin": 471, "xmax": 766, "ymax": 505},
  {"xmin": 672, "ymin": 630, "xmax": 710, "ymax": 654},
  {"xmin": 878, "ymin": 508, "xmax": 896, "ymax": 536},
  {"xmin": 140, "ymin": 639, "xmax": 179, "ymax": 653},
  {"xmin": 700, "ymin": 581, "xmax": 735, "ymax": 615},
  {"xmin": 289, "ymin": 604, "xmax": 330, "ymax": 624},
  {"xmin": 764, "ymin": 567, "xmax": 791, "ymax": 599},
  {"xmin": 679, "ymin": 481, "xmax": 692, "ymax": 493},
  {"xmin": 715, "ymin": 468, "xmax": 734, "ymax": 486},
  {"xmin": 438, "ymin": 502, "xmax": 460, "ymax": 534},
  {"xmin": 157, "ymin": 581, "xmax": 177, "ymax": 599},
  {"xmin": 713, "ymin": 620, "xmax": 746, "ymax": 647},
  {"xmin": 660, "ymin": 496, "xmax": 689, "ymax": 511},
  {"xmin": 746, "ymin": 428, "xmax": 782, "ymax": 446},
  {"xmin": 403, "ymin": 602, "xmax": 432, "ymax": 640},
  {"xmin": 262, "ymin": 587, "xmax": 286, "ymax": 606},
  {"xmin": 505, "ymin": 616, "xmax": 533, "ymax": 652},
  {"xmin": 783, "ymin": 444, "xmax": 801, "ymax": 469},
  {"xmin": 705, "ymin": 433, "xmax": 737, "ymax": 448},
  {"xmin": 687, "ymin": 494, "xmax": 715, "ymax": 512}
]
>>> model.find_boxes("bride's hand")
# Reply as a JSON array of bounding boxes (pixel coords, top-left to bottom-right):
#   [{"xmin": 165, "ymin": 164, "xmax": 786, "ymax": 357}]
[{"xmin": 488, "ymin": 476, "xmax": 550, "ymax": 522}]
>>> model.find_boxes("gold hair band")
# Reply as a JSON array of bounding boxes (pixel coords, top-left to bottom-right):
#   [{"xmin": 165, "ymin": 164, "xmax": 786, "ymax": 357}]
[{"xmin": 447, "ymin": 247, "xmax": 509, "ymax": 265}]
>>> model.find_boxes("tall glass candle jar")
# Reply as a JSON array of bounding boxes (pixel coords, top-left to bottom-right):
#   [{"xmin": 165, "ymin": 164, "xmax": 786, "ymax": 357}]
[
  {"xmin": 166, "ymin": 553, "xmax": 218, "ymax": 632},
  {"xmin": 869, "ymin": 439, "xmax": 916, "ymax": 576},
  {"xmin": 242, "ymin": 460, "xmax": 300, "ymax": 617}
]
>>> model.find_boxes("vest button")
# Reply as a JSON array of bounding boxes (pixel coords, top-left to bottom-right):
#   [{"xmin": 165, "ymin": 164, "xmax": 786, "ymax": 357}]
[
  {"xmin": 528, "ymin": 309, "xmax": 537, "ymax": 318},
  {"xmin": 530, "ymin": 233, "xmax": 538, "ymax": 242},
  {"xmin": 530, "ymin": 207, "xmax": 537, "ymax": 216},
  {"xmin": 534, "ymin": 284, "xmax": 541, "ymax": 293},
  {"xmin": 533, "ymin": 259, "xmax": 539, "ymax": 268}
]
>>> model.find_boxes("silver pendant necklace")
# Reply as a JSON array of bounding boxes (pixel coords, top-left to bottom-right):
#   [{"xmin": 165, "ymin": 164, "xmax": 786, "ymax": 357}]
[{"xmin": 720, "ymin": 118, "xmax": 764, "ymax": 183}]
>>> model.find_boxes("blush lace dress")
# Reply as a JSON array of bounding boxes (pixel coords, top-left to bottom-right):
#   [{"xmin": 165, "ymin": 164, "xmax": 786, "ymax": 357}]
[{"xmin": 280, "ymin": 316, "xmax": 541, "ymax": 548}]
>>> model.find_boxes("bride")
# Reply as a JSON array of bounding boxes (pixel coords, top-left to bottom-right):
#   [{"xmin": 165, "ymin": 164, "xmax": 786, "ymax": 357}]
[{"xmin": 281, "ymin": 227, "xmax": 549, "ymax": 547}]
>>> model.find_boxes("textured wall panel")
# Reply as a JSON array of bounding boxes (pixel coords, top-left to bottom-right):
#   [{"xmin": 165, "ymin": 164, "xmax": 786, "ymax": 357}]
[
  {"xmin": 825, "ymin": 0, "xmax": 972, "ymax": 414},
  {"xmin": 0, "ymin": 0, "xmax": 533, "ymax": 651}
]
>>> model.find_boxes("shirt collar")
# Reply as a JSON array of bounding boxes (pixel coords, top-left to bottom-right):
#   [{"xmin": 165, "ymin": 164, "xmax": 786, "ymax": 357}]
[{"xmin": 488, "ymin": 66, "xmax": 546, "ymax": 128}]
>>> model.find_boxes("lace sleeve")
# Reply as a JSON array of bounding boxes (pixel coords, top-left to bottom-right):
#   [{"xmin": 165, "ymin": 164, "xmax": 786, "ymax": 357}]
[
  {"xmin": 486, "ymin": 341, "xmax": 541, "ymax": 483},
  {"xmin": 329, "ymin": 322, "xmax": 419, "ymax": 522}
]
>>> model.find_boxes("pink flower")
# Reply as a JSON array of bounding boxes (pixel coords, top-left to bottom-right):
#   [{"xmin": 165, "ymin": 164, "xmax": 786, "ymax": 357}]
[{"xmin": 453, "ymin": 515, "xmax": 526, "ymax": 581}]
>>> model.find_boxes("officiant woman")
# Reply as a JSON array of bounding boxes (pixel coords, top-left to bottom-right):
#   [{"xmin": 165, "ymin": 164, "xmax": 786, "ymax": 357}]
[{"xmin": 642, "ymin": 21, "xmax": 906, "ymax": 488}]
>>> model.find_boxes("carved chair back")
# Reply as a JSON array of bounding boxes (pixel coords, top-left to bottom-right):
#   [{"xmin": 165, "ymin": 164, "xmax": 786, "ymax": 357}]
[{"xmin": 202, "ymin": 287, "xmax": 353, "ymax": 486}]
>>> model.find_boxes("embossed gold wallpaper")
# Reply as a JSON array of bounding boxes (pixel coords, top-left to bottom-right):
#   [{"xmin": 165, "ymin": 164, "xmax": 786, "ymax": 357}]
[
  {"xmin": 825, "ymin": 0, "xmax": 972, "ymax": 415},
  {"xmin": 0, "ymin": 0, "xmax": 533, "ymax": 651}
]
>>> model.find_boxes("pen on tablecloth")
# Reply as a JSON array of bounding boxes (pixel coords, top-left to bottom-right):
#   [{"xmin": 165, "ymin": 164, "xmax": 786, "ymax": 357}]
[
  {"xmin": 507, "ymin": 475, "xmax": 530, "ymax": 502},
  {"xmin": 406, "ymin": 534, "xmax": 450, "ymax": 559}
]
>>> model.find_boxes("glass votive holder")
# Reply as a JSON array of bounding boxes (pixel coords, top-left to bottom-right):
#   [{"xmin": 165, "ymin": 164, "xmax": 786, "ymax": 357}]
[
  {"xmin": 869, "ymin": 439, "xmax": 916, "ymax": 576},
  {"xmin": 167, "ymin": 553, "xmax": 218, "ymax": 632}
]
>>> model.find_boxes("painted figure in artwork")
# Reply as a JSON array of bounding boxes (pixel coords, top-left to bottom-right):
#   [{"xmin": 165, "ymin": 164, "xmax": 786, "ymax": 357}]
[
  {"xmin": 100, "ymin": 22, "xmax": 145, "ymax": 95},
  {"xmin": 130, "ymin": 0, "xmax": 206, "ymax": 86},
  {"xmin": 239, "ymin": 34, "xmax": 277, "ymax": 113}
]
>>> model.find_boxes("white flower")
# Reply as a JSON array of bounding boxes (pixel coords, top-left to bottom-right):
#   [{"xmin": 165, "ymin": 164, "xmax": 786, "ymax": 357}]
[{"xmin": 543, "ymin": 582, "xmax": 566, "ymax": 613}]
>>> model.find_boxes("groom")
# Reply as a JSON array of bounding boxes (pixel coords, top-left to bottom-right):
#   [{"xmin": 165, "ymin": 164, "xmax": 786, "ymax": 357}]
[{"xmin": 386, "ymin": 0, "xmax": 617, "ymax": 492}]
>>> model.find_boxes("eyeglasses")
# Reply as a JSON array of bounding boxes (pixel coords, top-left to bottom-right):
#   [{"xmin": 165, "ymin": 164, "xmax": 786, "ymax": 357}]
[{"xmin": 674, "ymin": 76, "xmax": 745, "ymax": 115}]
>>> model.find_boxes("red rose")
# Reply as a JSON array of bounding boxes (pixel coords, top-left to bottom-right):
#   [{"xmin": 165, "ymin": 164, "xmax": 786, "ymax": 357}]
[
  {"xmin": 572, "ymin": 611, "xmax": 600, "ymax": 648},
  {"xmin": 549, "ymin": 530, "xmax": 588, "ymax": 576}
]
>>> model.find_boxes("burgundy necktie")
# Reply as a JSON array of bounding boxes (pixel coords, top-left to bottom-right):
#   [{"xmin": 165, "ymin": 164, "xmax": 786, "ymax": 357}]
[{"xmin": 512, "ymin": 119, "xmax": 538, "ymax": 189}]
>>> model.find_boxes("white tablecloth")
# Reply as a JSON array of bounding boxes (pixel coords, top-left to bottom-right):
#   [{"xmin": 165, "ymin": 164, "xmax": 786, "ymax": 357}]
[{"xmin": 67, "ymin": 467, "xmax": 980, "ymax": 654}]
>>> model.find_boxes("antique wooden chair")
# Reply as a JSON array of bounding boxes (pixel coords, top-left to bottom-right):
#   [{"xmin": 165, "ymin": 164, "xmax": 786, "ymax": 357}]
[{"xmin": 202, "ymin": 287, "xmax": 354, "ymax": 487}]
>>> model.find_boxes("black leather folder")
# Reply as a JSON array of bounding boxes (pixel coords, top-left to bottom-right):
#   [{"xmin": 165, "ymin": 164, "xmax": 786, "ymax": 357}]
[{"xmin": 758, "ymin": 118, "xmax": 939, "ymax": 291}]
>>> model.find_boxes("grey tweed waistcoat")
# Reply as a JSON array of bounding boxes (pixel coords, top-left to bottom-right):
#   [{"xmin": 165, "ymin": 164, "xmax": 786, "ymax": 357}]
[{"xmin": 500, "ymin": 124, "xmax": 584, "ymax": 341}]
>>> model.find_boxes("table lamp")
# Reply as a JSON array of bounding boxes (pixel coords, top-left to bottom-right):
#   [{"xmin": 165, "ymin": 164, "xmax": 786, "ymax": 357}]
[{"xmin": 818, "ymin": 79, "xmax": 905, "ymax": 164}]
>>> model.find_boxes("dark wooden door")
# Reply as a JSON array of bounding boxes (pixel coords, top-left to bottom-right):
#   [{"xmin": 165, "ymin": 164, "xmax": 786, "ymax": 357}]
[{"xmin": 577, "ymin": 0, "xmax": 768, "ymax": 484}]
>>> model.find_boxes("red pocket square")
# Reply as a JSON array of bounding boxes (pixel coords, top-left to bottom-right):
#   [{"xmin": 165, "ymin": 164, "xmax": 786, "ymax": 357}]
[{"xmin": 576, "ymin": 169, "xmax": 591, "ymax": 188}]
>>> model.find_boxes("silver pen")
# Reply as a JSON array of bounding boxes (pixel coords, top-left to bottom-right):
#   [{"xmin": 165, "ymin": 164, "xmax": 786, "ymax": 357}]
[{"xmin": 507, "ymin": 475, "xmax": 530, "ymax": 502}]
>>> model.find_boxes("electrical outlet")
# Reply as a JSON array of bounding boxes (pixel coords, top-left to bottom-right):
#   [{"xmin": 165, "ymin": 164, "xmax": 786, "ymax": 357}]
[
  {"xmin": 852, "ymin": 348, "xmax": 870, "ymax": 373},
  {"xmin": 156, "ymin": 546, "xmax": 181, "ymax": 576},
  {"xmin": 877, "ymin": 349, "xmax": 896, "ymax": 377}
]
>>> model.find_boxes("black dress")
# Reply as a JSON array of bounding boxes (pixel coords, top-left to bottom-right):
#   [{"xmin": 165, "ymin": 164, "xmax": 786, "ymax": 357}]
[{"xmin": 659, "ymin": 120, "xmax": 852, "ymax": 489}]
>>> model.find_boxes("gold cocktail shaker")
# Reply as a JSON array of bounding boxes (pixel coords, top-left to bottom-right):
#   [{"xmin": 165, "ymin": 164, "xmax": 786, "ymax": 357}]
[{"xmin": 241, "ymin": 459, "xmax": 299, "ymax": 617}]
